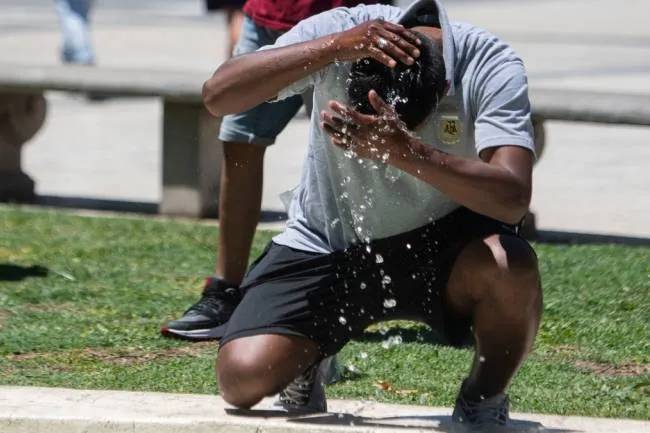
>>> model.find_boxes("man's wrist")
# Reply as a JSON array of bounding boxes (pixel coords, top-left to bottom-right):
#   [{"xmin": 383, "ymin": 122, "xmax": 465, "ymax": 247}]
[
  {"xmin": 326, "ymin": 33, "xmax": 346, "ymax": 63},
  {"xmin": 389, "ymin": 137, "xmax": 429, "ymax": 167}
]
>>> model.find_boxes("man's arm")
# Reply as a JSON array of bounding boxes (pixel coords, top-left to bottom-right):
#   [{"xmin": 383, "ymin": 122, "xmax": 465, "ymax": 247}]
[
  {"xmin": 202, "ymin": 19, "xmax": 423, "ymax": 117},
  {"xmin": 394, "ymin": 141, "xmax": 532, "ymax": 225},
  {"xmin": 321, "ymin": 91, "xmax": 533, "ymax": 225}
]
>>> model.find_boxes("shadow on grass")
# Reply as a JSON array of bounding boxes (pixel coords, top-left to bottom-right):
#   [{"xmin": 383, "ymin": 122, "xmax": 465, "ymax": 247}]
[
  {"xmin": 358, "ymin": 327, "xmax": 449, "ymax": 345},
  {"xmin": 228, "ymin": 408, "xmax": 576, "ymax": 432},
  {"xmin": 0, "ymin": 263, "xmax": 49, "ymax": 281}
]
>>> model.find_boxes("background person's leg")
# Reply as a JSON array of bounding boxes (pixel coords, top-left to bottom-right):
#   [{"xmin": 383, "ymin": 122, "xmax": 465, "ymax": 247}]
[
  {"xmin": 161, "ymin": 13, "xmax": 304, "ymax": 339},
  {"xmin": 54, "ymin": 0, "xmax": 94, "ymax": 64},
  {"xmin": 217, "ymin": 334, "xmax": 320, "ymax": 409},
  {"xmin": 445, "ymin": 233, "xmax": 542, "ymax": 401},
  {"xmin": 226, "ymin": 8, "xmax": 246, "ymax": 58},
  {"xmin": 215, "ymin": 142, "xmax": 266, "ymax": 283}
]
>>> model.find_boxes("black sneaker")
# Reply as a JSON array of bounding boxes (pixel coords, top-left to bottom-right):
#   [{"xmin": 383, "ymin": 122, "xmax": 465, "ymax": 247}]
[
  {"xmin": 274, "ymin": 356, "xmax": 333, "ymax": 414},
  {"xmin": 452, "ymin": 383, "xmax": 510, "ymax": 429},
  {"xmin": 161, "ymin": 277, "xmax": 241, "ymax": 340}
]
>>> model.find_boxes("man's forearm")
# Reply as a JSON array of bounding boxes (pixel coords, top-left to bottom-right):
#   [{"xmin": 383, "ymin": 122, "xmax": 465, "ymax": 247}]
[
  {"xmin": 203, "ymin": 35, "xmax": 337, "ymax": 117},
  {"xmin": 392, "ymin": 141, "xmax": 532, "ymax": 224}
]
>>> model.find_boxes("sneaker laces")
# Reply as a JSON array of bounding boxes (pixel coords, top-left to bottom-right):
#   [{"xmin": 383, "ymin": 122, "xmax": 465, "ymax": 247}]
[
  {"xmin": 185, "ymin": 280, "xmax": 240, "ymax": 315},
  {"xmin": 456, "ymin": 394, "xmax": 509, "ymax": 426},
  {"xmin": 279, "ymin": 364, "xmax": 318, "ymax": 406}
]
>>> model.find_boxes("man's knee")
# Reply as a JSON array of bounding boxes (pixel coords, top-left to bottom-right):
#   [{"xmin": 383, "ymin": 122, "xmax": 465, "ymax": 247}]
[
  {"xmin": 216, "ymin": 345, "xmax": 273, "ymax": 409},
  {"xmin": 479, "ymin": 234, "xmax": 541, "ymax": 304}
]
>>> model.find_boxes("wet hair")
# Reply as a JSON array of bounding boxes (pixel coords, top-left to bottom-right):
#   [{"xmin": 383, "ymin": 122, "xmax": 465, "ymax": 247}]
[{"xmin": 346, "ymin": 32, "xmax": 446, "ymax": 130}]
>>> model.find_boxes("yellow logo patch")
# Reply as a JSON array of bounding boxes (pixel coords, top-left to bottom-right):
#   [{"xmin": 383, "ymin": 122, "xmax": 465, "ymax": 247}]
[{"xmin": 437, "ymin": 115, "xmax": 462, "ymax": 145}]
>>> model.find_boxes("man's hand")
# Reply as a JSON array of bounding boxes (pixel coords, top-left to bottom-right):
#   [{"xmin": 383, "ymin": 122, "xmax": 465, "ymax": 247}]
[
  {"xmin": 333, "ymin": 19, "xmax": 422, "ymax": 68},
  {"xmin": 321, "ymin": 90, "xmax": 419, "ymax": 163}
]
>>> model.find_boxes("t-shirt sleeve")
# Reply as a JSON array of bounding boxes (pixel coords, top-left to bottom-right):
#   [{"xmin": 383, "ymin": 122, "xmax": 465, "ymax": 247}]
[
  {"xmin": 256, "ymin": 12, "xmax": 340, "ymax": 101},
  {"xmin": 472, "ymin": 60, "xmax": 535, "ymax": 157}
]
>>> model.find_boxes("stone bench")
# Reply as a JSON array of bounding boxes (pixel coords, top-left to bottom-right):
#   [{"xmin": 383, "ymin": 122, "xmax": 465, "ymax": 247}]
[
  {"xmin": 1, "ymin": 63, "xmax": 649, "ymax": 218},
  {"xmin": 0, "ymin": 63, "xmax": 220, "ymax": 217}
]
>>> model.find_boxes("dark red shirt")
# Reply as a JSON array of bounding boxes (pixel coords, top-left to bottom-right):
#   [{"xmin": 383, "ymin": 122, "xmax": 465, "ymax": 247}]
[{"xmin": 243, "ymin": 0, "xmax": 383, "ymax": 31}]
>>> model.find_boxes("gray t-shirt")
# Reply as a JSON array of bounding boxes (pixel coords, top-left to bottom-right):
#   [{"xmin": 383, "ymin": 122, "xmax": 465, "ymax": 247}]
[{"xmin": 262, "ymin": 0, "xmax": 535, "ymax": 253}]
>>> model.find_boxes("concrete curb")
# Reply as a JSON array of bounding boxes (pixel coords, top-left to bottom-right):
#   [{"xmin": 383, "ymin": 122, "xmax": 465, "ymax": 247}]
[{"xmin": 1, "ymin": 386, "xmax": 648, "ymax": 433}]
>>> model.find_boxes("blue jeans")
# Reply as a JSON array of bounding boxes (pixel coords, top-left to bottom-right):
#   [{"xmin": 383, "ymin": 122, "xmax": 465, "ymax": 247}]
[
  {"xmin": 55, "ymin": 0, "xmax": 95, "ymax": 64},
  {"xmin": 218, "ymin": 15, "xmax": 311, "ymax": 146}
]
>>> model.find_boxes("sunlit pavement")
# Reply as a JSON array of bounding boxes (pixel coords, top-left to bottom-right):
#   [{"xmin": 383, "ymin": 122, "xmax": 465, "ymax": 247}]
[
  {"xmin": 1, "ymin": 0, "xmax": 649, "ymax": 237},
  {"xmin": 1, "ymin": 386, "xmax": 649, "ymax": 433}
]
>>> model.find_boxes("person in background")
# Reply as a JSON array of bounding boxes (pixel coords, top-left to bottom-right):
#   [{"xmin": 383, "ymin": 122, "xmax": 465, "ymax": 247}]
[
  {"xmin": 54, "ymin": 0, "xmax": 95, "ymax": 65},
  {"xmin": 205, "ymin": 0, "xmax": 246, "ymax": 58},
  {"xmin": 162, "ymin": 0, "xmax": 391, "ymax": 342}
]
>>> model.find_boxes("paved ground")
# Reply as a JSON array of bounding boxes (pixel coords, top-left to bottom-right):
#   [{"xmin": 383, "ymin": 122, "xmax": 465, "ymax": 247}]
[
  {"xmin": 2, "ymin": 386, "xmax": 649, "ymax": 433},
  {"xmin": 1, "ymin": 0, "xmax": 649, "ymax": 237}
]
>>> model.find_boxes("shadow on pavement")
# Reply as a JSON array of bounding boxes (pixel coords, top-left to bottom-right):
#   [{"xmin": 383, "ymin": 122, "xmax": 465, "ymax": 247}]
[
  {"xmin": 0, "ymin": 263, "xmax": 48, "ymax": 281},
  {"xmin": 534, "ymin": 230, "xmax": 650, "ymax": 247},
  {"xmin": 34, "ymin": 195, "xmax": 158, "ymax": 214},
  {"xmin": 31, "ymin": 195, "xmax": 289, "ymax": 221},
  {"xmin": 228, "ymin": 408, "xmax": 578, "ymax": 432},
  {"xmin": 17, "ymin": 197, "xmax": 650, "ymax": 246}
]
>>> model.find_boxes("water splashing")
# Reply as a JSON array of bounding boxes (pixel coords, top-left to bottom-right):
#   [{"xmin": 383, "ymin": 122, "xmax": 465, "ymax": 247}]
[{"xmin": 383, "ymin": 298, "xmax": 397, "ymax": 308}]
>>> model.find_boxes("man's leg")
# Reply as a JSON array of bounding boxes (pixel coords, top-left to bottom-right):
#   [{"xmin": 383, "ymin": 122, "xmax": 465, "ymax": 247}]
[
  {"xmin": 446, "ymin": 233, "xmax": 542, "ymax": 401},
  {"xmin": 225, "ymin": 7, "xmax": 246, "ymax": 58},
  {"xmin": 217, "ymin": 334, "xmax": 320, "ymax": 409},
  {"xmin": 216, "ymin": 141, "xmax": 265, "ymax": 283}
]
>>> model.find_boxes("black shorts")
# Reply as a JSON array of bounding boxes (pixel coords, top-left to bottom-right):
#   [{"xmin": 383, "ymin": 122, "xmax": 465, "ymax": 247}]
[{"xmin": 221, "ymin": 207, "xmax": 523, "ymax": 356}]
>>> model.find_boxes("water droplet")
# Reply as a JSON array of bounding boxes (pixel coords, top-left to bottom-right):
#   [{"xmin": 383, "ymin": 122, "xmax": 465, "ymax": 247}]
[
  {"xmin": 365, "ymin": 245, "xmax": 372, "ymax": 254},
  {"xmin": 479, "ymin": 355, "xmax": 486, "ymax": 363},
  {"xmin": 359, "ymin": 352, "xmax": 368, "ymax": 359},
  {"xmin": 375, "ymin": 254, "xmax": 384, "ymax": 264},
  {"xmin": 382, "ymin": 275, "xmax": 392, "ymax": 285},
  {"xmin": 382, "ymin": 335, "xmax": 403, "ymax": 349},
  {"xmin": 360, "ymin": 282, "xmax": 367, "ymax": 290},
  {"xmin": 406, "ymin": 243, "xmax": 412, "ymax": 249},
  {"xmin": 383, "ymin": 298, "xmax": 397, "ymax": 308},
  {"xmin": 330, "ymin": 218, "xmax": 340, "ymax": 228},
  {"xmin": 339, "ymin": 316, "xmax": 347, "ymax": 325}
]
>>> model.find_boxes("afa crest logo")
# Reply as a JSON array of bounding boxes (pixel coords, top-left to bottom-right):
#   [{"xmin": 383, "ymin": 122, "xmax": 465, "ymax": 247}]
[{"xmin": 437, "ymin": 115, "xmax": 462, "ymax": 145}]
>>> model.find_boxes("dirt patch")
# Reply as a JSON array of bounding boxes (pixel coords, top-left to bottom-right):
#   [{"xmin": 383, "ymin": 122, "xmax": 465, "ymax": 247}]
[
  {"xmin": 82, "ymin": 342, "xmax": 217, "ymax": 365},
  {"xmin": 548, "ymin": 344, "xmax": 579, "ymax": 354},
  {"xmin": 23, "ymin": 302, "xmax": 75, "ymax": 313},
  {"xmin": 7, "ymin": 342, "xmax": 217, "ymax": 366},
  {"xmin": 6, "ymin": 352, "xmax": 41, "ymax": 361},
  {"xmin": 575, "ymin": 360, "xmax": 650, "ymax": 377}
]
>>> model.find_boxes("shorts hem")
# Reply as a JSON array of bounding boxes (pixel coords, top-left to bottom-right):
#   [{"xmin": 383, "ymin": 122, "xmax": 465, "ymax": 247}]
[
  {"xmin": 219, "ymin": 326, "xmax": 312, "ymax": 349},
  {"xmin": 218, "ymin": 127, "xmax": 276, "ymax": 146}
]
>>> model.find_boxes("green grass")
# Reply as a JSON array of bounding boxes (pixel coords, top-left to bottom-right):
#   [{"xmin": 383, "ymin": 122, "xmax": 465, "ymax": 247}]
[{"xmin": 0, "ymin": 205, "xmax": 648, "ymax": 419}]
